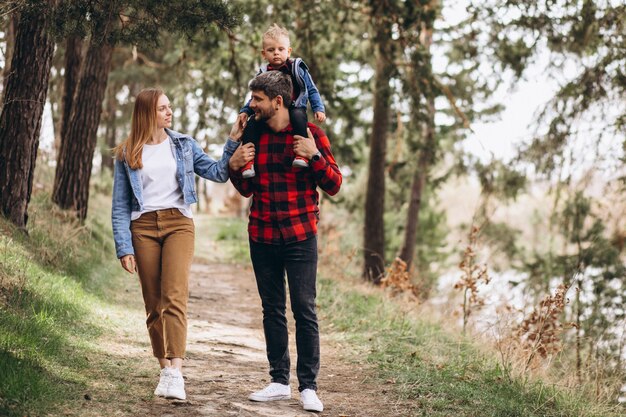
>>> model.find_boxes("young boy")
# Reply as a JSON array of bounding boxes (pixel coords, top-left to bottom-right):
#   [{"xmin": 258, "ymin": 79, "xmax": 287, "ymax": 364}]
[{"xmin": 238, "ymin": 23, "xmax": 326, "ymax": 178}]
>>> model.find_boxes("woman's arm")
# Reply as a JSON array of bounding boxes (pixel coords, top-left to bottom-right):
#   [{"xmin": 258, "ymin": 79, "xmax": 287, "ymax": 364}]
[
  {"xmin": 192, "ymin": 138, "xmax": 239, "ymax": 183},
  {"xmin": 111, "ymin": 159, "xmax": 135, "ymax": 258}
]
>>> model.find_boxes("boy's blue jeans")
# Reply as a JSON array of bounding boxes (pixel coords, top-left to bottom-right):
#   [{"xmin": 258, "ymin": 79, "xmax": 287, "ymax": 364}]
[{"xmin": 249, "ymin": 236, "xmax": 320, "ymax": 392}]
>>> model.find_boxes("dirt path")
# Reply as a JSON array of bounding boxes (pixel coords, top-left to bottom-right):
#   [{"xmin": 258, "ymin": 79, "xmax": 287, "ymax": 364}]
[{"xmin": 129, "ymin": 257, "xmax": 397, "ymax": 417}]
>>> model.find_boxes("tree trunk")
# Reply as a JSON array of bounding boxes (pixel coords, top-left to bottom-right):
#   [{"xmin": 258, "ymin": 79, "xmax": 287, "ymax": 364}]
[
  {"xmin": 363, "ymin": 12, "xmax": 394, "ymax": 283},
  {"xmin": 399, "ymin": 98, "xmax": 435, "ymax": 267},
  {"xmin": 399, "ymin": 25, "xmax": 435, "ymax": 269},
  {"xmin": 57, "ymin": 36, "xmax": 83, "ymax": 153},
  {"xmin": 0, "ymin": 3, "xmax": 55, "ymax": 228},
  {"xmin": 52, "ymin": 41, "xmax": 113, "ymax": 220},
  {"xmin": 101, "ymin": 83, "xmax": 117, "ymax": 173},
  {"xmin": 1, "ymin": 13, "xmax": 17, "ymax": 97}
]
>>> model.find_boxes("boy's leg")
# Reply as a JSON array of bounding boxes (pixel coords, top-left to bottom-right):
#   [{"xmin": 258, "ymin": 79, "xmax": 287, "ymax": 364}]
[
  {"xmin": 290, "ymin": 107, "xmax": 307, "ymax": 137},
  {"xmin": 241, "ymin": 115, "xmax": 261, "ymax": 178},
  {"xmin": 290, "ymin": 107, "xmax": 309, "ymax": 168}
]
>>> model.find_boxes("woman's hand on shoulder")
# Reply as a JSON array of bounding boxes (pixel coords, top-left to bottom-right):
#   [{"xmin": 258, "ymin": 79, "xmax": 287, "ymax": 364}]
[{"xmin": 230, "ymin": 114, "xmax": 248, "ymax": 142}]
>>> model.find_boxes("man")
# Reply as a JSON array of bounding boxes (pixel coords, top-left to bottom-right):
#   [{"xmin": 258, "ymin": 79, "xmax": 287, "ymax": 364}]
[{"xmin": 227, "ymin": 70, "xmax": 342, "ymax": 413}]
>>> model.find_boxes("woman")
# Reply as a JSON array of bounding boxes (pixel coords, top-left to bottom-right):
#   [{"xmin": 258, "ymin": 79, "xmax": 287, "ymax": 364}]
[{"xmin": 111, "ymin": 88, "xmax": 251, "ymax": 400}]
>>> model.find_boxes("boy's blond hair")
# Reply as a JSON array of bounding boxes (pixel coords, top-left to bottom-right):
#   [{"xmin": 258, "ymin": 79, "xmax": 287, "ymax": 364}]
[{"xmin": 263, "ymin": 23, "xmax": 290, "ymax": 45}]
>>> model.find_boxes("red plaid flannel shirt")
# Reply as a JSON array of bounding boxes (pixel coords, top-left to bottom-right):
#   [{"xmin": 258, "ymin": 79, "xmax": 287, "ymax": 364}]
[{"xmin": 229, "ymin": 122, "xmax": 342, "ymax": 245}]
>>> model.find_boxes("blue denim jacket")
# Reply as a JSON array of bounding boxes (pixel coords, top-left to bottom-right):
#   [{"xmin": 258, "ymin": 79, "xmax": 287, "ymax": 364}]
[
  {"xmin": 112, "ymin": 129, "xmax": 239, "ymax": 258},
  {"xmin": 240, "ymin": 58, "xmax": 325, "ymax": 115}
]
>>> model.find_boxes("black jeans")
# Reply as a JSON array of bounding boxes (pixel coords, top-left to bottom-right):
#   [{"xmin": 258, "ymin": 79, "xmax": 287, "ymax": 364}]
[{"xmin": 249, "ymin": 236, "xmax": 319, "ymax": 392}]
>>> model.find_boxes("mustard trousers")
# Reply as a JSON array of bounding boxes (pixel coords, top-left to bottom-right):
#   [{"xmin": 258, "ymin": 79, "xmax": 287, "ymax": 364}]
[{"xmin": 131, "ymin": 209, "xmax": 194, "ymax": 358}]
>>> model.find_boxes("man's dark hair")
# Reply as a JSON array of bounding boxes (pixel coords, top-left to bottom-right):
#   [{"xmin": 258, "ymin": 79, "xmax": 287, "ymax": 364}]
[{"xmin": 249, "ymin": 71, "xmax": 293, "ymax": 107}]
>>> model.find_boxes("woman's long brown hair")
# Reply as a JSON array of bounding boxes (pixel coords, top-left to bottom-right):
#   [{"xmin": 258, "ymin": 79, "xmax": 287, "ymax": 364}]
[{"xmin": 113, "ymin": 88, "xmax": 163, "ymax": 169}]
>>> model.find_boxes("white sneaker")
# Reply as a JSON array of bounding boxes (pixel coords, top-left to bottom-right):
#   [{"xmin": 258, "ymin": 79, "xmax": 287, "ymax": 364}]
[
  {"xmin": 300, "ymin": 389, "xmax": 323, "ymax": 412},
  {"xmin": 248, "ymin": 382, "xmax": 291, "ymax": 402},
  {"xmin": 165, "ymin": 368, "xmax": 186, "ymax": 400},
  {"xmin": 154, "ymin": 367, "xmax": 172, "ymax": 397}
]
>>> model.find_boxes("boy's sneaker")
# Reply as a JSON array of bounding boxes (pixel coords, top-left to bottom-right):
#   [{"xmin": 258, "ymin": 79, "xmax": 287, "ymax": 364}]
[
  {"xmin": 154, "ymin": 367, "xmax": 171, "ymax": 397},
  {"xmin": 248, "ymin": 382, "xmax": 291, "ymax": 402},
  {"xmin": 165, "ymin": 368, "xmax": 186, "ymax": 400},
  {"xmin": 300, "ymin": 389, "xmax": 323, "ymax": 412},
  {"xmin": 292, "ymin": 156, "xmax": 309, "ymax": 168},
  {"xmin": 242, "ymin": 160, "xmax": 255, "ymax": 178}
]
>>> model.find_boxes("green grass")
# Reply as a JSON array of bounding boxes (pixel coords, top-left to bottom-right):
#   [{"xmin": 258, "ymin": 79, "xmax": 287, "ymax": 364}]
[
  {"xmin": 209, "ymin": 216, "xmax": 624, "ymax": 417},
  {"xmin": 1, "ymin": 197, "xmax": 622, "ymax": 417},
  {"xmin": 0, "ymin": 192, "xmax": 142, "ymax": 417},
  {"xmin": 316, "ymin": 278, "xmax": 623, "ymax": 417},
  {"xmin": 205, "ymin": 217, "xmax": 250, "ymax": 263}
]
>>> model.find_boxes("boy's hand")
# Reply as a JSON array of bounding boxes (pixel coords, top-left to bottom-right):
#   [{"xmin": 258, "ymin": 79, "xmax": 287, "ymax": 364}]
[
  {"xmin": 293, "ymin": 128, "xmax": 318, "ymax": 160},
  {"xmin": 314, "ymin": 112, "xmax": 326, "ymax": 123}
]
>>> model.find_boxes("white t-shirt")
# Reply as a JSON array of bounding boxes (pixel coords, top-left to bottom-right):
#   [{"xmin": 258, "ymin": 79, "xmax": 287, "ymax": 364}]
[{"xmin": 131, "ymin": 138, "xmax": 192, "ymax": 220}]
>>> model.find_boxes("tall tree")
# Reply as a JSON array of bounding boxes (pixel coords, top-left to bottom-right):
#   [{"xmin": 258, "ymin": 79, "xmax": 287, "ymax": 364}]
[
  {"xmin": 468, "ymin": 0, "xmax": 625, "ymax": 397},
  {"xmin": 388, "ymin": 0, "xmax": 504, "ymax": 283},
  {"xmin": 52, "ymin": 32, "xmax": 114, "ymax": 219},
  {"xmin": 57, "ymin": 35, "xmax": 83, "ymax": 151},
  {"xmin": 398, "ymin": 5, "xmax": 437, "ymax": 269},
  {"xmin": 363, "ymin": 1, "xmax": 395, "ymax": 283},
  {"xmin": 52, "ymin": 0, "xmax": 240, "ymax": 220},
  {"xmin": 0, "ymin": 0, "xmax": 56, "ymax": 228}
]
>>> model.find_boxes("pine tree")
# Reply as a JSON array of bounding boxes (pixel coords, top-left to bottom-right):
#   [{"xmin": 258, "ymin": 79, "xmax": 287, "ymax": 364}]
[
  {"xmin": 51, "ymin": 0, "xmax": 240, "ymax": 220},
  {"xmin": 0, "ymin": 0, "xmax": 56, "ymax": 228}
]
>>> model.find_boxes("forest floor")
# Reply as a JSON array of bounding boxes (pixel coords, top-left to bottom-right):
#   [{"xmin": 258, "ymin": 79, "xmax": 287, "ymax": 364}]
[{"xmin": 76, "ymin": 239, "xmax": 404, "ymax": 417}]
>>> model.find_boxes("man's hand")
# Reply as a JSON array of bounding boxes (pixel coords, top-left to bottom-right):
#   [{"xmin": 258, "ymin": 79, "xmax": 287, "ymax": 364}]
[
  {"xmin": 120, "ymin": 254, "xmax": 136, "ymax": 274},
  {"xmin": 229, "ymin": 143, "xmax": 256, "ymax": 171},
  {"xmin": 230, "ymin": 114, "xmax": 248, "ymax": 142},
  {"xmin": 314, "ymin": 112, "xmax": 326, "ymax": 123},
  {"xmin": 293, "ymin": 128, "xmax": 318, "ymax": 160}
]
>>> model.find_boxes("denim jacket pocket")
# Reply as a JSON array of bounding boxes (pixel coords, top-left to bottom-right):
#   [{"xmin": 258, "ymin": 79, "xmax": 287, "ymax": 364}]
[{"xmin": 183, "ymin": 148, "xmax": 194, "ymax": 173}]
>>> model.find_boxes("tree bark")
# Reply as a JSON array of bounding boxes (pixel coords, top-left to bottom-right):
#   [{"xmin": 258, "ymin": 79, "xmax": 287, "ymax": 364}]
[
  {"xmin": 57, "ymin": 36, "xmax": 83, "ymax": 153},
  {"xmin": 1, "ymin": 13, "xmax": 17, "ymax": 97},
  {"xmin": 101, "ymin": 83, "xmax": 117, "ymax": 173},
  {"xmin": 399, "ymin": 25, "xmax": 435, "ymax": 269},
  {"xmin": 363, "ymin": 10, "xmax": 394, "ymax": 283},
  {"xmin": 399, "ymin": 96, "xmax": 435, "ymax": 267},
  {"xmin": 52, "ymin": 40, "xmax": 113, "ymax": 220},
  {"xmin": 0, "ymin": 3, "xmax": 55, "ymax": 228}
]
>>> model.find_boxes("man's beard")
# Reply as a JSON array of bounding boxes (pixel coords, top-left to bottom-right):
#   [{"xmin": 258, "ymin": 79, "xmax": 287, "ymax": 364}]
[{"xmin": 254, "ymin": 106, "xmax": 275, "ymax": 122}]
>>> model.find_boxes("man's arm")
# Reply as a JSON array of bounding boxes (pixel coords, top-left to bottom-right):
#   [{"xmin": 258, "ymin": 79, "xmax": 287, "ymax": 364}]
[{"xmin": 293, "ymin": 125, "xmax": 341, "ymax": 196}]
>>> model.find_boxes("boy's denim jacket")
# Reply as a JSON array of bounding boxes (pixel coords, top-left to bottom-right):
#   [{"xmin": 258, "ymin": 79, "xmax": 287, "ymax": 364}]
[
  {"xmin": 240, "ymin": 58, "xmax": 325, "ymax": 115},
  {"xmin": 112, "ymin": 129, "xmax": 239, "ymax": 258}
]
